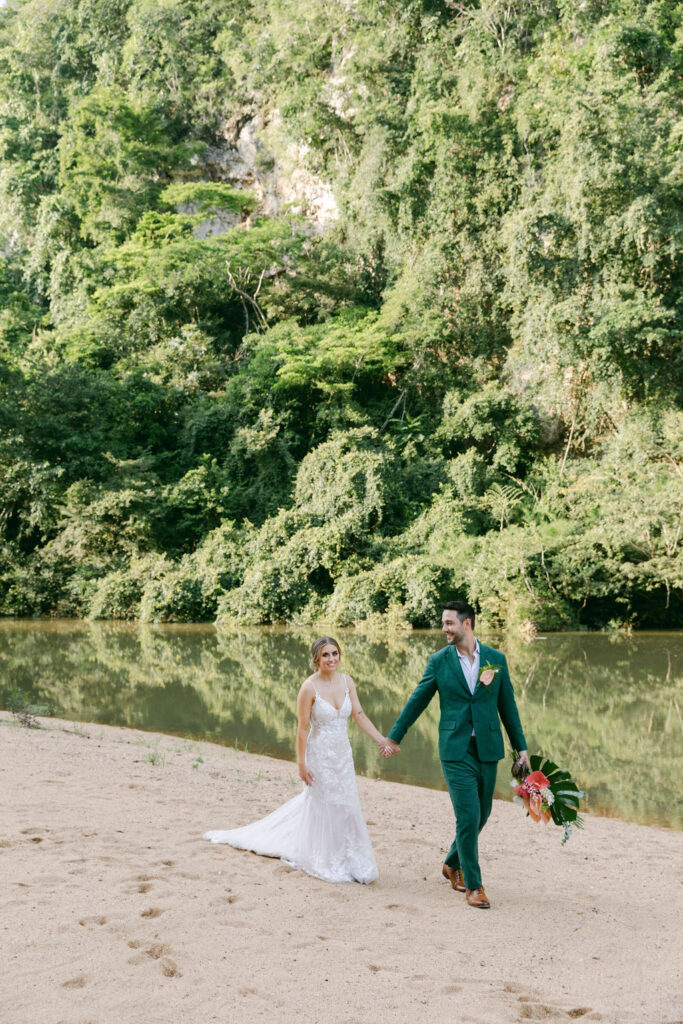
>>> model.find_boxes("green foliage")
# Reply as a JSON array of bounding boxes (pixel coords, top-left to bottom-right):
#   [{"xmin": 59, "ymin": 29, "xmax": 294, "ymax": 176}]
[
  {"xmin": 0, "ymin": 258, "xmax": 45, "ymax": 357},
  {"xmin": 3, "ymin": 684, "xmax": 41, "ymax": 728},
  {"xmin": 216, "ymin": 429, "xmax": 400, "ymax": 624},
  {"xmin": 121, "ymin": 0, "xmax": 241, "ymax": 128},
  {"xmin": 0, "ymin": 0, "xmax": 680, "ymax": 630},
  {"xmin": 438, "ymin": 384, "xmax": 541, "ymax": 476},
  {"xmin": 160, "ymin": 181, "xmax": 257, "ymax": 216},
  {"xmin": 58, "ymin": 86, "xmax": 192, "ymax": 245}
]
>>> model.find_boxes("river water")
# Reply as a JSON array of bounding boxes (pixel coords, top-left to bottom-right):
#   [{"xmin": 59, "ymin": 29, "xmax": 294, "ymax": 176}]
[{"xmin": 1, "ymin": 620, "xmax": 681, "ymax": 829}]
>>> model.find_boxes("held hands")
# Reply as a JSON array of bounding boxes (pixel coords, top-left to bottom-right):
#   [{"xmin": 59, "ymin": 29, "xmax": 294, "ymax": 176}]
[
  {"xmin": 298, "ymin": 762, "xmax": 314, "ymax": 786},
  {"xmin": 379, "ymin": 738, "xmax": 400, "ymax": 758}
]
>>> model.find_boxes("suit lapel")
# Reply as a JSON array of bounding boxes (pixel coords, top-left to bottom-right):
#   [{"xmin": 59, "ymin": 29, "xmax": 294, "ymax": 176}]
[
  {"xmin": 448, "ymin": 644, "xmax": 473, "ymax": 697},
  {"xmin": 473, "ymin": 641, "xmax": 486, "ymax": 695},
  {"xmin": 474, "ymin": 643, "xmax": 496, "ymax": 696}
]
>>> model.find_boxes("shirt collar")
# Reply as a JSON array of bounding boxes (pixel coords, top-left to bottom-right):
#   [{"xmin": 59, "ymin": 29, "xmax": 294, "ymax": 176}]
[{"xmin": 456, "ymin": 639, "xmax": 480, "ymax": 660}]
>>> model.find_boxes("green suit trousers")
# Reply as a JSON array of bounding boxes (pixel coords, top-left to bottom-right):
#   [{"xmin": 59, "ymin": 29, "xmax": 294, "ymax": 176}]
[{"xmin": 442, "ymin": 738, "xmax": 498, "ymax": 891}]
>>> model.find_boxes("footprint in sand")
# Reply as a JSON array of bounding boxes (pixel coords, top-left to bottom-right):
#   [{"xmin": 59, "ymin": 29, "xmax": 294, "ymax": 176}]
[
  {"xmin": 78, "ymin": 915, "xmax": 107, "ymax": 928},
  {"xmin": 519, "ymin": 1004, "xmax": 596, "ymax": 1021},
  {"xmin": 442, "ymin": 985, "xmax": 462, "ymax": 994},
  {"xmin": 384, "ymin": 903, "xmax": 423, "ymax": 916},
  {"xmin": 140, "ymin": 908, "xmax": 165, "ymax": 919},
  {"xmin": 128, "ymin": 941, "xmax": 170, "ymax": 964},
  {"xmin": 273, "ymin": 863, "xmax": 295, "ymax": 875},
  {"xmin": 208, "ymin": 891, "xmax": 239, "ymax": 909},
  {"xmin": 160, "ymin": 958, "xmax": 181, "ymax": 978},
  {"xmin": 520, "ymin": 1003, "xmax": 552, "ymax": 1019},
  {"xmin": 519, "ymin": 1005, "xmax": 558, "ymax": 1020},
  {"xmin": 61, "ymin": 976, "xmax": 87, "ymax": 989},
  {"xmin": 127, "ymin": 942, "xmax": 181, "ymax": 978},
  {"xmin": 127, "ymin": 872, "xmax": 160, "ymax": 894}
]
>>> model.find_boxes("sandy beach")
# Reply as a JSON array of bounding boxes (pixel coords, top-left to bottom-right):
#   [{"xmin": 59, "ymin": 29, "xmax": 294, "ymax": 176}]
[{"xmin": 2, "ymin": 712, "xmax": 681, "ymax": 1024}]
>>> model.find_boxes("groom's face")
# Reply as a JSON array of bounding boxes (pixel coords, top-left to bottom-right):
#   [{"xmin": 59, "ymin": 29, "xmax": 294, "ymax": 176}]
[{"xmin": 442, "ymin": 611, "xmax": 468, "ymax": 645}]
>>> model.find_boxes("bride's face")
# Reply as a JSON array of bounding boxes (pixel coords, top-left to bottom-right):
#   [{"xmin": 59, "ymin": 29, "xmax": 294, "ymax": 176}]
[{"xmin": 318, "ymin": 644, "xmax": 340, "ymax": 672}]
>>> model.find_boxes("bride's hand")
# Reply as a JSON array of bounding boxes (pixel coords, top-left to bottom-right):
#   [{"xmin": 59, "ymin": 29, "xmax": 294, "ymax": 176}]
[
  {"xmin": 379, "ymin": 738, "xmax": 399, "ymax": 758},
  {"xmin": 298, "ymin": 763, "xmax": 314, "ymax": 786}
]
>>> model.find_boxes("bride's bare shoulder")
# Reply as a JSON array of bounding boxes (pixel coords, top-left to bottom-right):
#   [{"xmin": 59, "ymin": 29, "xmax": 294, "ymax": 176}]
[{"xmin": 298, "ymin": 676, "xmax": 317, "ymax": 697}]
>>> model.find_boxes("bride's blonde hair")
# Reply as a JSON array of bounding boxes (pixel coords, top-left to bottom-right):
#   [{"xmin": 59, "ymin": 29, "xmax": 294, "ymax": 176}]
[{"xmin": 309, "ymin": 636, "xmax": 341, "ymax": 672}]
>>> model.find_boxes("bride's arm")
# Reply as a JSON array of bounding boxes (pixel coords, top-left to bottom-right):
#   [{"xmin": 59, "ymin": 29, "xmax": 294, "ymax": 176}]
[
  {"xmin": 347, "ymin": 677, "xmax": 387, "ymax": 746},
  {"xmin": 296, "ymin": 681, "xmax": 315, "ymax": 785}
]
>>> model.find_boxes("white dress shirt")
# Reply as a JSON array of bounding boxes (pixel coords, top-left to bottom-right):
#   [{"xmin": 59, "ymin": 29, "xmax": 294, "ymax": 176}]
[
  {"xmin": 456, "ymin": 638, "xmax": 481, "ymax": 694},
  {"xmin": 455, "ymin": 639, "xmax": 480, "ymax": 737}
]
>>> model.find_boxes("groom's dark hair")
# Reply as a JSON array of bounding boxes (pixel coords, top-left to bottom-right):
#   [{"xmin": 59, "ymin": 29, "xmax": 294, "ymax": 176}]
[{"xmin": 443, "ymin": 600, "xmax": 475, "ymax": 628}]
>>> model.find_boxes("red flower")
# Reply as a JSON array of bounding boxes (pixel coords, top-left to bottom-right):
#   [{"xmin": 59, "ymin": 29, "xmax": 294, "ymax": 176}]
[{"xmin": 525, "ymin": 770, "xmax": 550, "ymax": 790}]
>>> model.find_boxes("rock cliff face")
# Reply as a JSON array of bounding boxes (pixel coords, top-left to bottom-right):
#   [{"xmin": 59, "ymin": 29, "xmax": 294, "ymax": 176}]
[{"xmin": 191, "ymin": 114, "xmax": 338, "ymax": 239}]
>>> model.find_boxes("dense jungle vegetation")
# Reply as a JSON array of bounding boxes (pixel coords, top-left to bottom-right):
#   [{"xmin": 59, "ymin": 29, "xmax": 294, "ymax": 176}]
[{"xmin": 0, "ymin": 0, "xmax": 681, "ymax": 630}]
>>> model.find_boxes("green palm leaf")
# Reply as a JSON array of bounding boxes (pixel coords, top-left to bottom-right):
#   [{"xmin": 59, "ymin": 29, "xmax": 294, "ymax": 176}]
[{"xmin": 513, "ymin": 751, "xmax": 585, "ymax": 843}]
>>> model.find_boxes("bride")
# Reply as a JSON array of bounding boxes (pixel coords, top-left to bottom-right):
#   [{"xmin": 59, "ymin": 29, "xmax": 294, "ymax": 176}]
[{"xmin": 203, "ymin": 636, "xmax": 389, "ymax": 883}]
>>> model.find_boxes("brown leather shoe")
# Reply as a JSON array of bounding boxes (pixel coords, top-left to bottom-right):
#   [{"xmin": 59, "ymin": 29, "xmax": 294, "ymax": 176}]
[
  {"xmin": 466, "ymin": 887, "xmax": 490, "ymax": 908},
  {"xmin": 442, "ymin": 864, "xmax": 466, "ymax": 892}
]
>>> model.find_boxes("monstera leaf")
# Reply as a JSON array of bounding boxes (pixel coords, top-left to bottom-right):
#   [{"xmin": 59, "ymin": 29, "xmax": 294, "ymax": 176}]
[{"xmin": 513, "ymin": 752, "xmax": 585, "ymax": 843}]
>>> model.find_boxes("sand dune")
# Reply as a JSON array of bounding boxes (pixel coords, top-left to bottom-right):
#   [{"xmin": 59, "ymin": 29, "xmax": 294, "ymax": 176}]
[{"xmin": 1, "ymin": 712, "xmax": 681, "ymax": 1024}]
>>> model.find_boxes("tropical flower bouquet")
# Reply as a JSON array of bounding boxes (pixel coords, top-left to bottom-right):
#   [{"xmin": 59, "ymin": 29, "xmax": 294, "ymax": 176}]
[{"xmin": 511, "ymin": 752, "xmax": 584, "ymax": 844}]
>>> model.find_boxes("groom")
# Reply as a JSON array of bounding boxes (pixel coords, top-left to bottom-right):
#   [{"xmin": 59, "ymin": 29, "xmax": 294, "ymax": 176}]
[{"xmin": 381, "ymin": 601, "xmax": 530, "ymax": 908}]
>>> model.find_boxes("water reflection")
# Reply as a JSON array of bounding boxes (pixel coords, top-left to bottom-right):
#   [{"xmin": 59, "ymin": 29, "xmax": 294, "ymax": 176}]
[{"xmin": 1, "ymin": 620, "xmax": 681, "ymax": 829}]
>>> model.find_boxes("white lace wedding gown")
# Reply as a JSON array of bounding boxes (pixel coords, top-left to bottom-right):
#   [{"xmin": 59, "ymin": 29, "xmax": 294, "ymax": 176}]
[{"xmin": 203, "ymin": 681, "xmax": 379, "ymax": 884}]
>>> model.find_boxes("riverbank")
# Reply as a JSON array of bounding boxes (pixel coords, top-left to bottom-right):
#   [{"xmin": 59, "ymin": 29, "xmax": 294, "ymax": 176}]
[{"xmin": 2, "ymin": 713, "xmax": 681, "ymax": 1024}]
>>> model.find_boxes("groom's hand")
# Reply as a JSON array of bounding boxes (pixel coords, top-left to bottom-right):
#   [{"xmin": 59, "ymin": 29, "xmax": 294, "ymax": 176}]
[
  {"xmin": 517, "ymin": 749, "xmax": 531, "ymax": 772},
  {"xmin": 380, "ymin": 738, "xmax": 400, "ymax": 758}
]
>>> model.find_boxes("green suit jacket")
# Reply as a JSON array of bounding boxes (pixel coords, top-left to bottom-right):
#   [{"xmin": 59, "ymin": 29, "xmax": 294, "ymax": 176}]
[{"xmin": 387, "ymin": 642, "xmax": 526, "ymax": 763}]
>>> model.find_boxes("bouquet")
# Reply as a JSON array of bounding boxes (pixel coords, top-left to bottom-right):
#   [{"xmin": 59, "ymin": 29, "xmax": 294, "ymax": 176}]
[{"xmin": 511, "ymin": 752, "xmax": 584, "ymax": 844}]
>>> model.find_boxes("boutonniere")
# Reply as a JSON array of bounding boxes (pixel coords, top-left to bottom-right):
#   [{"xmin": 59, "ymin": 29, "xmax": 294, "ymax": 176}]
[{"xmin": 478, "ymin": 662, "xmax": 501, "ymax": 686}]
